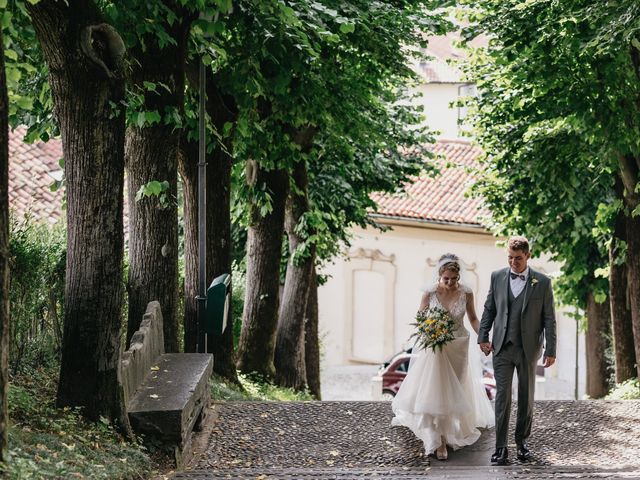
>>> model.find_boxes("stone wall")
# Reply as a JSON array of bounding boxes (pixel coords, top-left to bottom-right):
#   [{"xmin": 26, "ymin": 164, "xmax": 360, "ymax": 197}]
[{"xmin": 120, "ymin": 301, "xmax": 164, "ymax": 404}]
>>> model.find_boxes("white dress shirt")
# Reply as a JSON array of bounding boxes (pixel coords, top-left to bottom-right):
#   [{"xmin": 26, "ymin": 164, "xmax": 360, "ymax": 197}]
[{"xmin": 509, "ymin": 267, "xmax": 529, "ymax": 298}]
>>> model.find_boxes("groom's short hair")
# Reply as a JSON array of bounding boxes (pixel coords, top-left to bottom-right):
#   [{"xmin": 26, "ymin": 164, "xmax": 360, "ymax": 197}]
[{"xmin": 508, "ymin": 235, "xmax": 530, "ymax": 253}]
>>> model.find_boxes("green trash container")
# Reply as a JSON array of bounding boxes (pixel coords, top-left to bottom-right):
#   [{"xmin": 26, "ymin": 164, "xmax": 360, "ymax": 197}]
[{"xmin": 205, "ymin": 273, "xmax": 231, "ymax": 336}]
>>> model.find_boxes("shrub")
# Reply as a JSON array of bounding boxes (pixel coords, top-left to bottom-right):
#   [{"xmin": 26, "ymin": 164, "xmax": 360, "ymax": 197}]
[
  {"xmin": 606, "ymin": 378, "xmax": 640, "ymax": 400},
  {"xmin": 9, "ymin": 215, "xmax": 66, "ymax": 373},
  {"xmin": 231, "ymin": 261, "xmax": 245, "ymax": 348}
]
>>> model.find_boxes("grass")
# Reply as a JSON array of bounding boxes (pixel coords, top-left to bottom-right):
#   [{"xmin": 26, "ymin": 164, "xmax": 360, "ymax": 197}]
[
  {"xmin": 211, "ymin": 372, "xmax": 314, "ymax": 402},
  {"xmin": 606, "ymin": 377, "xmax": 640, "ymax": 400},
  {"xmin": 2, "ymin": 366, "xmax": 161, "ymax": 480}
]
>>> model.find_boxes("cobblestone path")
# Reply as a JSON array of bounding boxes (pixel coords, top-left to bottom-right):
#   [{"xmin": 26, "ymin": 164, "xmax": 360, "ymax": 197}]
[{"xmin": 173, "ymin": 401, "xmax": 640, "ymax": 479}]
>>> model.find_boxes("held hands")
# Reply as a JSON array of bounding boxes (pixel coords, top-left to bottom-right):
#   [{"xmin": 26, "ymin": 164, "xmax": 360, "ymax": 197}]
[
  {"xmin": 543, "ymin": 356, "xmax": 556, "ymax": 368},
  {"xmin": 479, "ymin": 342, "xmax": 493, "ymax": 356}
]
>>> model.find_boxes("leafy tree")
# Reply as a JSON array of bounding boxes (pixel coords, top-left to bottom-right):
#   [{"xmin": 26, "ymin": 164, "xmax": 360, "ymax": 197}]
[
  {"xmin": 115, "ymin": 1, "xmax": 197, "ymax": 353},
  {"xmin": 26, "ymin": 0, "xmax": 132, "ymax": 431},
  {"xmin": 460, "ymin": 0, "xmax": 640, "ymax": 390},
  {"xmin": 209, "ymin": 0, "xmax": 447, "ymax": 383}
]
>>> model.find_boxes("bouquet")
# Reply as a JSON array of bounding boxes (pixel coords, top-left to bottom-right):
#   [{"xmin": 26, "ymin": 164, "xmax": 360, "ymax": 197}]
[{"xmin": 411, "ymin": 306, "xmax": 456, "ymax": 352}]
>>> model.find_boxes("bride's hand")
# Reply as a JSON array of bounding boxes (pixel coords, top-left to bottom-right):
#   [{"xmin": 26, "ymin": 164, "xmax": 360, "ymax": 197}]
[{"xmin": 479, "ymin": 342, "xmax": 493, "ymax": 356}]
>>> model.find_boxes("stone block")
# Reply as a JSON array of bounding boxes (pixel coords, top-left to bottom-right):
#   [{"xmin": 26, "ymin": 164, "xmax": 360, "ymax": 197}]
[
  {"xmin": 120, "ymin": 301, "xmax": 165, "ymax": 404},
  {"xmin": 127, "ymin": 353, "xmax": 213, "ymax": 466}
]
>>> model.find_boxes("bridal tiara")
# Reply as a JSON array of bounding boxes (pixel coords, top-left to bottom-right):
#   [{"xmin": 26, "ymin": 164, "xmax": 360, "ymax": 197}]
[{"xmin": 437, "ymin": 254, "xmax": 460, "ymax": 271}]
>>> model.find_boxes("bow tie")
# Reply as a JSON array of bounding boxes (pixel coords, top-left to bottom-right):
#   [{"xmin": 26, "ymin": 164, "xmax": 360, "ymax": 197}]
[{"xmin": 510, "ymin": 272, "xmax": 526, "ymax": 281}]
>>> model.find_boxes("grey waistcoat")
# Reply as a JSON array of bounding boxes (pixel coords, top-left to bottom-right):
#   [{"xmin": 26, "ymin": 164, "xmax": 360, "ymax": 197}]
[{"xmin": 506, "ymin": 286, "xmax": 526, "ymax": 346}]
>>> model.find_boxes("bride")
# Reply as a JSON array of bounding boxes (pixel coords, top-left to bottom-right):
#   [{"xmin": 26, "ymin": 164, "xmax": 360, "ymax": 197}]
[{"xmin": 391, "ymin": 253, "xmax": 495, "ymax": 460}]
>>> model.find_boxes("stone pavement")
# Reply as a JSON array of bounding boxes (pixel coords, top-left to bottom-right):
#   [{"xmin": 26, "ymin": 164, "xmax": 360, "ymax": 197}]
[{"xmin": 171, "ymin": 400, "xmax": 640, "ymax": 479}]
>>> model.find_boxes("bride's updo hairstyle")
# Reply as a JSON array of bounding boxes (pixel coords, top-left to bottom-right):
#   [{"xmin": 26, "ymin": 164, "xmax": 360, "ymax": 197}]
[{"xmin": 437, "ymin": 253, "xmax": 461, "ymax": 279}]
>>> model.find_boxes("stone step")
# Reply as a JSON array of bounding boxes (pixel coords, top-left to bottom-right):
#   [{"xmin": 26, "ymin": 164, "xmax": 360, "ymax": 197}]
[{"xmin": 173, "ymin": 466, "xmax": 640, "ymax": 479}]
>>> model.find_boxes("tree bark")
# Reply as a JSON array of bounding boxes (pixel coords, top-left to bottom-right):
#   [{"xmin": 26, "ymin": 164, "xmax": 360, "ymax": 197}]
[
  {"xmin": 236, "ymin": 166, "xmax": 289, "ymax": 378},
  {"xmin": 609, "ymin": 191, "xmax": 636, "ymax": 383},
  {"xmin": 618, "ymin": 156, "xmax": 640, "ymax": 379},
  {"xmin": 125, "ymin": 5, "xmax": 193, "ymax": 353},
  {"xmin": 305, "ymin": 266, "xmax": 321, "ymax": 400},
  {"xmin": 585, "ymin": 293, "xmax": 611, "ymax": 398},
  {"xmin": 28, "ymin": 0, "xmax": 131, "ymax": 433},
  {"xmin": 275, "ymin": 159, "xmax": 314, "ymax": 390},
  {"xmin": 0, "ymin": 29, "xmax": 11, "ymax": 462}
]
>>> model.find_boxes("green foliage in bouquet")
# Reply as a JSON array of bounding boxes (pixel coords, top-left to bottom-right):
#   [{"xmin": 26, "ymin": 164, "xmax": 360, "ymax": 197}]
[{"xmin": 411, "ymin": 306, "xmax": 456, "ymax": 353}]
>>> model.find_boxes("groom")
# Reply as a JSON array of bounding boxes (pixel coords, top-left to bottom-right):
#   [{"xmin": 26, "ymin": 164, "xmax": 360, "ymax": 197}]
[{"xmin": 478, "ymin": 236, "xmax": 557, "ymax": 465}]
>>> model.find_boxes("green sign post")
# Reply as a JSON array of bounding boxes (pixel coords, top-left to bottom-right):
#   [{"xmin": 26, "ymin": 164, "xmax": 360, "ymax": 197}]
[{"xmin": 205, "ymin": 273, "xmax": 231, "ymax": 336}]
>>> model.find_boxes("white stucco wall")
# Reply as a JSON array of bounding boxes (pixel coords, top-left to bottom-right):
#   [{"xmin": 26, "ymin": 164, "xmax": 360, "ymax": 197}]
[
  {"xmin": 318, "ymin": 221, "xmax": 587, "ymax": 399},
  {"xmin": 414, "ymin": 83, "xmax": 465, "ymax": 139}
]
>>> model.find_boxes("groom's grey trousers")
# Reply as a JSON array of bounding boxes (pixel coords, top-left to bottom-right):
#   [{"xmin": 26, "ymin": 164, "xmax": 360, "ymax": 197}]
[
  {"xmin": 493, "ymin": 343, "xmax": 536, "ymax": 448},
  {"xmin": 493, "ymin": 288, "xmax": 536, "ymax": 448}
]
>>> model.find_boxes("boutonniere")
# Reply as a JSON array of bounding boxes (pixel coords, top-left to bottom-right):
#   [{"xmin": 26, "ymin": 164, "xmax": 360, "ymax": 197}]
[{"xmin": 531, "ymin": 278, "xmax": 539, "ymax": 286}]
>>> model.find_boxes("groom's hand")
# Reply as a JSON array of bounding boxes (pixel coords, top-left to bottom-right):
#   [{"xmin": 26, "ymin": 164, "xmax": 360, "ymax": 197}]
[
  {"xmin": 543, "ymin": 356, "xmax": 556, "ymax": 368},
  {"xmin": 479, "ymin": 342, "xmax": 493, "ymax": 356}
]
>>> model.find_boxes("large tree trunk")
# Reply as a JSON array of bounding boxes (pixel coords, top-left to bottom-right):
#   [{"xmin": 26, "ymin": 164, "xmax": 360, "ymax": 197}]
[
  {"xmin": 179, "ymin": 76, "xmax": 238, "ymax": 381},
  {"xmin": 305, "ymin": 266, "xmax": 321, "ymax": 400},
  {"xmin": 0, "ymin": 29, "xmax": 10, "ymax": 461},
  {"xmin": 609, "ymin": 193, "xmax": 636, "ymax": 383},
  {"xmin": 179, "ymin": 138, "xmax": 198, "ymax": 353},
  {"xmin": 618, "ymin": 156, "xmax": 640, "ymax": 379},
  {"xmin": 125, "ymin": 7, "xmax": 193, "ymax": 353},
  {"xmin": 275, "ymin": 159, "xmax": 315, "ymax": 390},
  {"xmin": 237, "ymin": 166, "xmax": 289, "ymax": 378},
  {"xmin": 200, "ymin": 88, "xmax": 237, "ymax": 380},
  {"xmin": 585, "ymin": 293, "xmax": 611, "ymax": 398},
  {"xmin": 28, "ymin": 1, "xmax": 131, "ymax": 432}
]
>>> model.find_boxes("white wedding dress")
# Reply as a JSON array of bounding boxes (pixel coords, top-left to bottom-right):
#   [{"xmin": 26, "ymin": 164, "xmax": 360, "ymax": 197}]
[{"xmin": 391, "ymin": 283, "xmax": 495, "ymax": 454}]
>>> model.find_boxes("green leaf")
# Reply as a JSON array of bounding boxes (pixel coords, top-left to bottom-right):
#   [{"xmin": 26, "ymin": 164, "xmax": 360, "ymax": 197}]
[
  {"xmin": 339, "ymin": 23, "xmax": 355, "ymax": 34},
  {"xmin": 136, "ymin": 112, "xmax": 146, "ymax": 128},
  {"xmin": 144, "ymin": 110, "xmax": 161, "ymax": 125},
  {"xmin": 4, "ymin": 49, "xmax": 18, "ymax": 61}
]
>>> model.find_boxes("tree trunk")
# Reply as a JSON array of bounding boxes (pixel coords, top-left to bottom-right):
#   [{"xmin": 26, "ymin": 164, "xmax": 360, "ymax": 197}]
[
  {"xmin": 618, "ymin": 156, "xmax": 640, "ymax": 379},
  {"xmin": 237, "ymin": 166, "xmax": 289, "ymax": 378},
  {"xmin": 275, "ymin": 159, "xmax": 314, "ymax": 390},
  {"xmin": 626, "ymin": 211, "xmax": 640, "ymax": 380},
  {"xmin": 305, "ymin": 266, "xmax": 321, "ymax": 400},
  {"xmin": 585, "ymin": 293, "xmax": 611, "ymax": 398},
  {"xmin": 179, "ymin": 137, "xmax": 198, "ymax": 353},
  {"xmin": 609, "ymin": 193, "xmax": 636, "ymax": 383},
  {"xmin": 125, "ymin": 7, "xmax": 193, "ymax": 353},
  {"xmin": 28, "ymin": 1, "xmax": 131, "ymax": 433},
  {"xmin": 0, "ymin": 29, "xmax": 11, "ymax": 461},
  {"xmin": 179, "ymin": 80, "xmax": 238, "ymax": 381}
]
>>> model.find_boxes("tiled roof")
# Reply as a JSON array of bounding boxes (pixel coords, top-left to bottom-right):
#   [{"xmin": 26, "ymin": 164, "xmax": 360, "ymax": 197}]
[
  {"xmin": 370, "ymin": 139, "xmax": 489, "ymax": 227},
  {"xmin": 9, "ymin": 131, "xmax": 488, "ymax": 229},
  {"xmin": 9, "ymin": 126, "xmax": 65, "ymax": 224}
]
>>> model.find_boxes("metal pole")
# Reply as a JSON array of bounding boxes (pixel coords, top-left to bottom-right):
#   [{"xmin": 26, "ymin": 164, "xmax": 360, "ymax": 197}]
[
  {"xmin": 196, "ymin": 58, "xmax": 207, "ymax": 353},
  {"xmin": 575, "ymin": 318, "xmax": 579, "ymax": 400}
]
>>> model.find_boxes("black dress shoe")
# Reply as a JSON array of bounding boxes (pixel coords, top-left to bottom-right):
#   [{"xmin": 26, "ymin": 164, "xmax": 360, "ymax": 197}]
[
  {"xmin": 516, "ymin": 442, "xmax": 531, "ymax": 461},
  {"xmin": 491, "ymin": 447, "xmax": 508, "ymax": 465}
]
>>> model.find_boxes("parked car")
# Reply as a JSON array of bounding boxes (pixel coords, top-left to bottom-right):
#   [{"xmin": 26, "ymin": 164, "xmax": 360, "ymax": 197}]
[{"xmin": 374, "ymin": 348, "xmax": 496, "ymax": 401}]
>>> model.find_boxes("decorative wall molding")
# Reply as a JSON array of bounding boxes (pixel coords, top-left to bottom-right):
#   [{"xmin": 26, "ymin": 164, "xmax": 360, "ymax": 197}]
[
  {"xmin": 348, "ymin": 247, "xmax": 396, "ymax": 264},
  {"xmin": 344, "ymin": 248, "xmax": 397, "ymax": 363}
]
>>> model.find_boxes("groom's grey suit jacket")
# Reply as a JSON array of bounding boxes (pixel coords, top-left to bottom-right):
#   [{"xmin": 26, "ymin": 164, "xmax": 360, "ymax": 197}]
[{"xmin": 478, "ymin": 267, "xmax": 557, "ymax": 362}]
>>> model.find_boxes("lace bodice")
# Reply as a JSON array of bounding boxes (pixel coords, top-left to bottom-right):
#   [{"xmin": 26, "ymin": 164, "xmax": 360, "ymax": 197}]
[{"xmin": 426, "ymin": 284, "xmax": 471, "ymax": 337}]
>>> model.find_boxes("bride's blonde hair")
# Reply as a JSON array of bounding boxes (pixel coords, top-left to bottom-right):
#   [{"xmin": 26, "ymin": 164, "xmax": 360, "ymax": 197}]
[{"xmin": 437, "ymin": 253, "xmax": 461, "ymax": 279}]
